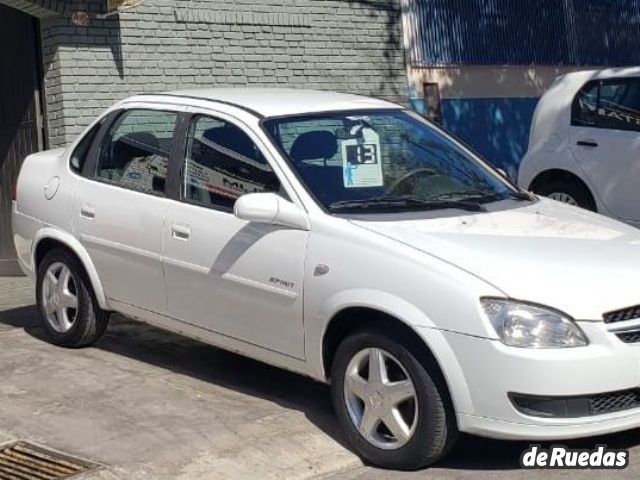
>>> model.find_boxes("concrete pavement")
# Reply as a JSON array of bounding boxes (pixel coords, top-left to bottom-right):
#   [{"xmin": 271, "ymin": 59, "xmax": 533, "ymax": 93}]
[
  {"xmin": 1, "ymin": 276, "xmax": 640, "ymax": 479},
  {"xmin": 0, "ymin": 276, "xmax": 360, "ymax": 479}
]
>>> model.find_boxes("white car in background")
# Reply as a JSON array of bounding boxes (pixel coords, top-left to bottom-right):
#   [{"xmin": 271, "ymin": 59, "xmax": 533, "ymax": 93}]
[
  {"xmin": 519, "ymin": 67, "xmax": 640, "ymax": 226},
  {"xmin": 12, "ymin": 89, "xmax": 640, "ymax": 470}
]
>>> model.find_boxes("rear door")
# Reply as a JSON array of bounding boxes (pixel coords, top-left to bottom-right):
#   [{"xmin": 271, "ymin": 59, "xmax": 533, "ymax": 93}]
[
  {"xmin": 569, "ymin": 77, "xmax": 640, "ymax": 221},
  {"xmin": 73, "ymin": 108, "xmax": 179, "ymax": 314}
]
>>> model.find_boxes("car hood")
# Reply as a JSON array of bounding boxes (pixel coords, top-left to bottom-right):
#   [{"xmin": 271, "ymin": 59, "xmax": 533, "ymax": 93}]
[{"xmin": 350, "ymin": 199, "xmax": 640, "ymax": 321}]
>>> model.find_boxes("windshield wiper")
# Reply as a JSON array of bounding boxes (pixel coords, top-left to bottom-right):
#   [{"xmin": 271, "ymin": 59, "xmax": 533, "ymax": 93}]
[
  {"xmin": 429, "ymin": 189, "xmax": 534, "ymax": 203},
  {"xmin": 428, "ymin": 189, "xmax": 494, "ymax": 200},
  {"xmin": 329, "ymin": 195, "xmax": 487, "ymax": 213},
  {"xmin": 507, "ymin": 190, "xmax": 536, "ymax": 201}
]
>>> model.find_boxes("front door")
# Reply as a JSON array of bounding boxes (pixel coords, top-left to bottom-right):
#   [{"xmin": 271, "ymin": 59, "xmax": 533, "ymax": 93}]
[
  {"xmin": 163, "ymin": 113, "xmax": 308, "ymax": 359},
  {"xmin": 569, "ymin": 77, "xmax": 640, "ymax": 222},
  {"xmin": 74, "ymin": 108, "xmax": 178, "ymax": 314}
]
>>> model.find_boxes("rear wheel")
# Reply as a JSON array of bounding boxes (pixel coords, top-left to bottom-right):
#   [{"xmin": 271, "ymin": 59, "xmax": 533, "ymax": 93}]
[
  {"xmin": 331, "ymin": 329, "xmax": 458, "ymax": 470},
  {"xmin": 36, "ymin": 248, "xmax": 109, "ymax": 348},
  {"xmin": 532, "ymin": 178, "xmax": 597, "ymax": 211}
]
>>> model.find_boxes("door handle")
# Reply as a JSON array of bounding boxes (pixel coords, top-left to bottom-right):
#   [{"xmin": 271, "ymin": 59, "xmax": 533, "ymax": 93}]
[
  {"xmin": 171, "ymin": 224, "xmax": 191, "ymax": 240},
  {"xmin": 80, "ymin": 205, "xmax": 96, "ymax": 219},
  {"xmin": 577, "ymin": 140, "xmax": 599, "ymax": 148}
]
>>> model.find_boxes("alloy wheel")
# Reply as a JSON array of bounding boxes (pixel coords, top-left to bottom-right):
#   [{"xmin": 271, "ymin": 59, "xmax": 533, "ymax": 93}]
[
  {"xmin": 42, "ymin": 262, "xmax": 78, "ymax": 333},
  {"xmin": 547, "ymin": 192, "xmax": 578, "ymax": 206},
  {"xmin": 343, "ymin": 348, "xmax": 418, "ymax": 450}
]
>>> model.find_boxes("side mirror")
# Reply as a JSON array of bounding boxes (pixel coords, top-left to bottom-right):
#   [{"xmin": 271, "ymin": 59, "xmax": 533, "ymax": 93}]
[{"xmin": 234, "ymin": 193, "xmax": 309, "ymax": 231}]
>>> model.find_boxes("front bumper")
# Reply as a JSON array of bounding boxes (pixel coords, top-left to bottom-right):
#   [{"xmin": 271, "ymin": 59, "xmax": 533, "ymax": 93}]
[
  {"xmin": 438, "ymin": 322, "xmax": 640, "ymax": 440},
  {"xmin": 459, "ymin": 409, "xmax": 640, "ymax": 440}
]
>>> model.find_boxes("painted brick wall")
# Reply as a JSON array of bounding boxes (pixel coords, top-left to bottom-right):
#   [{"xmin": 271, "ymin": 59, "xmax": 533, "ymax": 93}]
[
  {"xmin": 0, "ymin": 0, "xmax": 62, "ymax": 18},
  {"xmin": 37, "ymin": 0, "xmax": 408, "ymax": 147}
]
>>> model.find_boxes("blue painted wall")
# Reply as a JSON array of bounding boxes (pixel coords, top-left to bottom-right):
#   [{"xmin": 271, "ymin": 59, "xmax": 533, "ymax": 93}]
[
  {"xmin": 441, "ymin": 98, "xmax": 539, "ymax": 177},
  {"xmin": 407, "ymin": 0, "xmax": 640, "ymax": 67},
  {"xmin": 410, "ymin": 97, "xmax": 540, "ymax": 178}
]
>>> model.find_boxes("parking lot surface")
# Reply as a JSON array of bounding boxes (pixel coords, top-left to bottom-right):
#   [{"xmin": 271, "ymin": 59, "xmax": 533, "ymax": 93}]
[{"xmin": 1, "ymin": 276, "xmax": 640, "ymax": 479}]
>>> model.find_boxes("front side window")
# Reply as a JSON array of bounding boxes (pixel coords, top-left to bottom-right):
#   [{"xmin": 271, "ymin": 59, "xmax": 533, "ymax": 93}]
[
  {"xmin": 264, "ymin": 110, "xmax": 519, "ymax": 214},
  {"xmin": 572, "ymin": 78, "xmax": 640, "ymax": 132},
  {"xmin": 183, "ymin": 115, "xmax": 281, "ymax": 210},
  {"xmin": 96, "ymin": 109, "xmax": 177, "ymax": 195}
]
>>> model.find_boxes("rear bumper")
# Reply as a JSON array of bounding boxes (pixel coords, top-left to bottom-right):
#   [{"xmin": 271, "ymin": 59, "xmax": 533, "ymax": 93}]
[{"xmin": 12, "ymin": 202, "xmax": 38, "ymax": 277}]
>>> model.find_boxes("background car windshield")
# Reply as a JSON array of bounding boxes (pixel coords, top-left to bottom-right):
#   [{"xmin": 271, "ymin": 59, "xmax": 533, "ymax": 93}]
[{"xmin": 264, "ymin": 110, "xmax": 516, "ymax": 213}]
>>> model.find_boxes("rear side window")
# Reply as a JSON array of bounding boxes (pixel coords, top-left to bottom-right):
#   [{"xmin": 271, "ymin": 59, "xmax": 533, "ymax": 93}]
[
  {"xmin": 572, "ymin": 78, "xmax": 640, "ymax": 132},
  {"xmin": 96, "ymin": 109, "xmax": 177, "ymax": 195},
  {"xmin": 182, "ymin": 115, "xmax": 281, "ymax": 210},
  {"xmin": 70, "ymin": 121, "xmax": 103, "ymax": 174}
]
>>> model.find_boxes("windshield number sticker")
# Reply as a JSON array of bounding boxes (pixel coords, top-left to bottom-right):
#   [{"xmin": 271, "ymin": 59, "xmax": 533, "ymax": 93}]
[{"xmin": 341, "ymin": 128, "xmax": 383, "ymax": 188}]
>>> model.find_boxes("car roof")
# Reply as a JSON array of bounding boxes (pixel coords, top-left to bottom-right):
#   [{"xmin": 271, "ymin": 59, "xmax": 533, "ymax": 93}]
[
  {"xmin": 557, "ymin": 66, "xmax": 640, "ymax": 83},
  {"xmin": 131, "ymin": 88, "xmax": 402, "ymax": 118}
]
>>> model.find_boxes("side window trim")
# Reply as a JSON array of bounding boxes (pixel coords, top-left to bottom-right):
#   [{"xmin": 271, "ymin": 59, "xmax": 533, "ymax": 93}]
[
  {"xmin": 69, "ymin": 120, "xmax": 104, "ymax": 177},
  {"xmin": 87, "ymin": 108, "xmax": 181, "ymax": 198},
  {"xmin": 177, "ymin": 112, "xmax": 288, "ymax": 213},
  {"xmin": 82, "ymin": 110, "xmax": 121, "ymax": 178},
  {"xmin": 571, "ymin": 80, "xmax": 600, "ymax": 129},
  {"xmin": 165, "ymin": 112, "xmax": 191, "ymax": 201}
]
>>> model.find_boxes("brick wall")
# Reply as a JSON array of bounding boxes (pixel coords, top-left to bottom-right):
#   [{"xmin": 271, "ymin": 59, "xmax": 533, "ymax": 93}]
[
  {"xmin": 36, "ymin": 0, "xmax": 408, "ymax": 147},
  {"xmin": 0, "ymin": 0, "xmax": 62, "ymax": 18}
]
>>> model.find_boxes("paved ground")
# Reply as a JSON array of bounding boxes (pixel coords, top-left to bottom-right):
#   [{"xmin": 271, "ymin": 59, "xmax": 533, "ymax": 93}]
[{"xmin": 1, "ymin": 276, "xmax": 640, "ymax": 479}]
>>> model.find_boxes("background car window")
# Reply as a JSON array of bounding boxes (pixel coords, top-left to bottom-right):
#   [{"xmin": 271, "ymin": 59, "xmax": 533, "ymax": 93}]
[
  {"xmin": 70, "ymin": 120, "xmax": 103, "ymax": 174},
  {"xmin": 572, "ymin": 81, "xmax": 599, "ymax": 127},
  {"xmin": 183, "ymin": 115, "xmax": 281, "ymax": 210},
  {"xmin": 96, "ymin": 109, "xmax": 177, "ymax": 195},
  {"xmin": 572, "ymin": 78, "xmax": 640, "ymax": 132}
]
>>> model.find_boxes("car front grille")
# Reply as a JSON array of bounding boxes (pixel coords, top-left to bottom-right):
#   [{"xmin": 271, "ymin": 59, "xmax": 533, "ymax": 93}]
[
  {"xmin": 604, "ymin": 305, "xmax": 640, "ymax": 324},
  {"xmin": 602, "ymin": 305, "xmax": 640, "ymax": 343},
  {"xmin": 616, "ymin": 331, "xmax": 640, "ymax": 344},
  {"xmin": 589, "ymin": 390, "xmax": 640, "ymax": 415},
  {"xmin": 510, "ymin": 389, "xmax": 640, "ymax": 418}
]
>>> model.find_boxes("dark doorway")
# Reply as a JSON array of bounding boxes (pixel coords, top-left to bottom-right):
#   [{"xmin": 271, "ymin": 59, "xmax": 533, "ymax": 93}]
[{"xmin": 0, "ymin": 4, "xmax": 43, "ymax": 275}]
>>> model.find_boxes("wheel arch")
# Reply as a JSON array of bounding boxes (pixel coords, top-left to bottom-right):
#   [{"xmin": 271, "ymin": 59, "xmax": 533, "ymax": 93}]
[
  {"xmin": 316, "ymin": 297, "xmax": 474, "ymax": 416},
  {"xmin": 529, "ymin": 168, "xmax": 599, "ymax": 211},
  {"xmin": 32, "ymin": 228, "xmax": 109, "ymax": 310},
  {"xmin": 529, "ymin": 168, "xmax": 590, "ymax": 193}
]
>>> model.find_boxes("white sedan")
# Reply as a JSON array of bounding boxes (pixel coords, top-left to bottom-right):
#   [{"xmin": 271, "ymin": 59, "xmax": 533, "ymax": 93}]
[
  {"xmin": 13, "ymin": 89, "xmax": 640, "ymax": 470},
  {"xmin": 519, "ymin": 67, "xmax": 640, "ymax": 226}
]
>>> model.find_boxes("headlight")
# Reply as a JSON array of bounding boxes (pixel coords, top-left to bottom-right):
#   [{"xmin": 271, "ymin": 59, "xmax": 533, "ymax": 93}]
[{"xmin": 480, "ymin": 298, "xmax": 588, "ymax": 348}]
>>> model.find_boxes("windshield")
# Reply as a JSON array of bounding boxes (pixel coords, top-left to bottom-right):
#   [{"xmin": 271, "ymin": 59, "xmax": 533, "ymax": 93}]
[{"xmin": 263, "ymin": 110, "xmax": 525, "ymax": 214}]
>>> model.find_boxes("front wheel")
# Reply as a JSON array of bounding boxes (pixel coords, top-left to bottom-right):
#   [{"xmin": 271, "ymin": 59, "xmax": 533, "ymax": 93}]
[
  {"xmin": 36, "ymin": 248, "xmax": 110, "ymax": 348},
  {"xmin": 331, "ymin": 330, "xmax": 458, "ymax": 470}
]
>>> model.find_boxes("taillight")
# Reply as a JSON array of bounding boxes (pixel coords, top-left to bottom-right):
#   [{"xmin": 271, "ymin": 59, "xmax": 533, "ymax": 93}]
[{"xmin": 11, "ymin": 182, "xmax": 17, "ymax": 201}]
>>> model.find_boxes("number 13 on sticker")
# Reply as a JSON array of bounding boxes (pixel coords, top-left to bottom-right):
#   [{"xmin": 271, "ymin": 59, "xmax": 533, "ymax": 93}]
[{"xmin": 341, "ymin": 128, "xmax": 383, "ymax": 188}]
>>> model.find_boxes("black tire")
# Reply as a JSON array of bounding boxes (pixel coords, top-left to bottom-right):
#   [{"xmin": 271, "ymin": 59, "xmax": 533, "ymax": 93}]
[
  {"xmin": 331, "ymin": 329, "xmax": 458, "ymax": 470},
  {"xmin": 532, "ymin": 178, "xmax": 597, "ymax": 211},
  {"xmin": 36, "ymin": 248, "xmax": 110, "ymax": 348}
]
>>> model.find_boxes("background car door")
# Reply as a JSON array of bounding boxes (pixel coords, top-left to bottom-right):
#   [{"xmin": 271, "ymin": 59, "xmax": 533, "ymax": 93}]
[
  {"xmin": 163, "ymin": 114, "xmax": 308, "ymax": 359},
  {"xmin": 569, "ymin": 77, "xmax": 640, "ymax": 222},
  {"xmin": 73, "ymin": 108, "xmax": 178, "ymax": 314}
]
